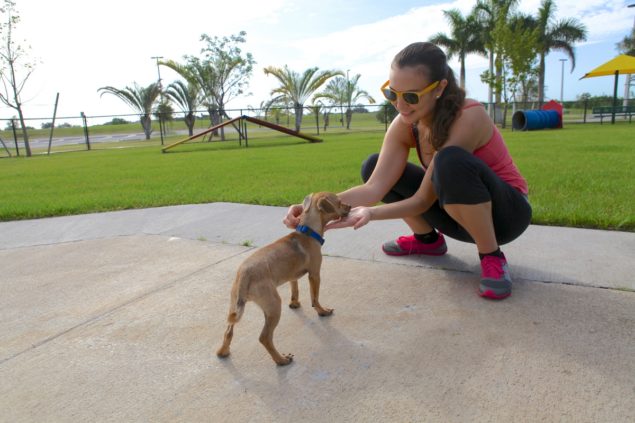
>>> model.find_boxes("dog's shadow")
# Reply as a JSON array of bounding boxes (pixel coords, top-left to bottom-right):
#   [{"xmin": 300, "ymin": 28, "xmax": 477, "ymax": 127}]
[{"xmin": 215, "ymin": 300, "xmax": 380, "ymax": 386}]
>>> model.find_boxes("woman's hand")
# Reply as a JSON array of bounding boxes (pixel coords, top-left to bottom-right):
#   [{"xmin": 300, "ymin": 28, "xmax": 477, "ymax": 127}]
[
  {"xmin": 325, "ymin": 206, "xmax": 372, "ymax": 231},
  {"xmin": 283, "ymin": 204, "xmax": 303, "ymax": 229}
]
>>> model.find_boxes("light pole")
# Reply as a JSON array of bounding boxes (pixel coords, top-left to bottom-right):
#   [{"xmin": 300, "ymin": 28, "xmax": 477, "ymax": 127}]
[
  {"xmin": 345, "ymin": 69, "xmax": 350, "ymax": 128},
  {"xmin": 151, "ymin": 56, "xmax": 164, "ymax": 144},
  {"xmin": 151, "ymin": 56, "xmax": 163, "ymax": 89},
  {"xmin": 624, "ymin": 4, "xmax": 635, "ymax": 107},
  {"xmin": 559, "ymin": 58, "xmax": 567, "ymax": 104}
]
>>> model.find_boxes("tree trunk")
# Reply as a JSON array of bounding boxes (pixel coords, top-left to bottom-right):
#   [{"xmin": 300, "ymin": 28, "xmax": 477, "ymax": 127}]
[
  {"xmin": 538, "ymin": 53, "xmax": 546, "ymax": 107},
  {"xmin": 487, "ymin": 51, "xmax": 494, "ymax": 117},
  {"xmin": 17, "ymin": 110, "xmax": 31, "ymax": 157},
  {"xmin": 460, "ymin": 54, "xmax": 466, "ymax": 89},
  {"xmin": 345, "ymin": 107, "xmax": 353, "ymax": 129},
  {"xmin": 185, "ymin": 112, "xmax": 195, "ymax": 136},
  {"xmin": 294, "ymin": 103, "xmax": 303, "ymax": 132},
  {"xmin": 141, "ymin": 115, "xmax": 152, "ymax": 140},
  {"xmin": 208, "ymin": 106, "xmax": 220, "ymax": 137}
]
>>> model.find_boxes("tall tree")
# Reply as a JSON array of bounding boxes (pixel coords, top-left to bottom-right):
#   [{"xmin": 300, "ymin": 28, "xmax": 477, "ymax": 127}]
[
  {"xmin": 0, "ymin": 0, "xmax": 36, "ymax": 156},
  {"xmin": 534, "ymin": 0, "xmax": 587, "ymax": 105},
  {"xmin": 98, "ymin": 83, "xmax": 161, "ymax": 140},
  {"xmin": 496, "ymin": 13, "xmax": 541, "ymax": 125},
  {"xmin": 429, "ymin": 8, "xmax": 485, "ymax": 89},
  {"xmin": 161, "ymin": 31, "xmax": 254, "ymax": 140},
  {"xmin": 315, "ymin": 74, "xmax": 375, "ymax": 129},
  {"xmin": 475, "ymin": 0, "xmax": 519, "ymax": 112},
  {"xmin": 165, "ymin": 80, "xmax": 200, "ymax": 136},
  {"xmin": 263, "ymin": 65, "xmax": 342, "ymax": 131},
  {"xmin": 199, "ymin": 31, "xmax": 255, "ymax": 119}
]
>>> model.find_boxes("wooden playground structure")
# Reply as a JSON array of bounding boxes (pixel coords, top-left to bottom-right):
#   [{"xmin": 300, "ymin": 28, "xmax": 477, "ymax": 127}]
[{"xmin": 161, "ymin": 115, "xmax": 322, "ymax": 153}]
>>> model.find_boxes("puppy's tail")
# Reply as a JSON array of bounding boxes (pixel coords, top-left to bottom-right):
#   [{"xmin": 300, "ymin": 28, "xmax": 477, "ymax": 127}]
[
  {"xmin": 228, "ymin": 298, "xmax": 246, "ymax": 324},
  {"xmin": 227, "ymin": 273, "xmax": 248, "ymax": 324}
]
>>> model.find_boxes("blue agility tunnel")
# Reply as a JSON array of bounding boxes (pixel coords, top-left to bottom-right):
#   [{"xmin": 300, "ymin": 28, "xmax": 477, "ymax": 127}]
[{"xmin": 512, "ymin": 109, "xmax": 561, "ymax": 131}]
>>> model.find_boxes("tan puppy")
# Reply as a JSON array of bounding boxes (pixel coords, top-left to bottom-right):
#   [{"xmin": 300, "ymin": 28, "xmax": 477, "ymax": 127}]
[{"xmin": 216, "ymin": 192, "xmax": 351, "ymax": 365}]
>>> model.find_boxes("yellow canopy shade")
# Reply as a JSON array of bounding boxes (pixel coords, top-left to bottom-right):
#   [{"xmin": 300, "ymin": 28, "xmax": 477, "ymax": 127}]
[
  {"xmin": 581, "ymin": 54, "xmax": 635, "ymax": 79},
  {"xmin": 579, "ymin": 54, "xmax": 635, "ymax": 124}
]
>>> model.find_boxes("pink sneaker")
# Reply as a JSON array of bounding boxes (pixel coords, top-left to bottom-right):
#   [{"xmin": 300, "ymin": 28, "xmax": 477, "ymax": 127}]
[
  {"xmin": 479, "ymin": 254, "xmax": 512, "ymax": 300},
  {"xmin": 382, "ymin": 233, "xmax": 447, "ymax": 256}
]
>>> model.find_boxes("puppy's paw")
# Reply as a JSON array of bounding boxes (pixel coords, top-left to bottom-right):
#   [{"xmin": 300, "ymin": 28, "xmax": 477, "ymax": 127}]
[
  {"xmin": 216, "ymin": 348, "xmax": 230, "ymax": 358},
  {"xmin": 276, "ymin": 354, "xmax": 294, "ymax": 366},
  {"xmin": 317, "ymin": 307, "xmax": 334, "ymax": 317},
  {"xmin": 289, "ymin": 301, "xmax": 301, "ymax": 309}
]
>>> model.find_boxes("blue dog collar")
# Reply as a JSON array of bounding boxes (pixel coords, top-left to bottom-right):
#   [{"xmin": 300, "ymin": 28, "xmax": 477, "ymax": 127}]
[{"xmin": 296, "ymin": 225, "xmax": 325, "ymax": 245}]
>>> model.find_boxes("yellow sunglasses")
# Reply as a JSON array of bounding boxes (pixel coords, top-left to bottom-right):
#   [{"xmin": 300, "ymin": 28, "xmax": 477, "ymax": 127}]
[{"xmin": 381, "ymin": 80, "xmax": 440, "ymax": 104}]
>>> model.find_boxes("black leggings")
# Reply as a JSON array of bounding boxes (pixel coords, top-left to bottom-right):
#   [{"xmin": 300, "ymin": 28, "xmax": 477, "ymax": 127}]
[{"xmin": 361, "ymin": 146, "xmax": 532, "ymax": 245}]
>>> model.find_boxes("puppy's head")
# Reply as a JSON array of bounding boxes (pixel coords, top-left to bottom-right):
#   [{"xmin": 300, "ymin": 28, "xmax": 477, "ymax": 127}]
[{"xmin": 303, "ymin": 192, "xmax": 351, "ymax": 222}]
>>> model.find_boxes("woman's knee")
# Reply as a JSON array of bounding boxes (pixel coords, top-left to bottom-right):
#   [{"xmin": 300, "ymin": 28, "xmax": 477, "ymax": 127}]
[
  {"xmin": 361, "ymin": 153, "xmax": 379, "ymax": 182},
  {"xmin": 433, "ymin": 146, "xmax": 490, "ymax": 205},
  {"xmin": 434, "ymin": 146, "xmax": 473, "ymax": 180}
]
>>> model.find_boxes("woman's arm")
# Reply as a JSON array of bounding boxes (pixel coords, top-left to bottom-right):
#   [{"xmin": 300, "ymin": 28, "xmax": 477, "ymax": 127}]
[
  {"xmin": 284, "ymin": 117, "xmax": 413, "ymax": 228},
  {"xmin": 337, "ymin": 118, "xmax": 414, "ymax": 207},
  {"xmin": 326, "ymin": 155, "xmax": 437, "ymax": 230}
]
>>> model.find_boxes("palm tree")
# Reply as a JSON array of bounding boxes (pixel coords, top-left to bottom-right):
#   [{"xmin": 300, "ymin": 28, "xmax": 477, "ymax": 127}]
[
  {"xmin": 617, "ymin": 27, "xmax": 635, "ymax": 56},
  {"xmin": 534, "ymin": 0, "xmax": 587, "ymax": 105},
  {"xmin": 475, "ymin": 0, "xmax": 520, "ymax": 108},
  {"xmin": 98, "ymin": 82, "xmax": 161, "ymax": 140},
  {"xmin": 263, "ymin": 65, "xmax": 342, "ymax": 131},
  {"xmin": 161, "ymin": 59, "xmax": 222, "ymax": 136},
  {"xmin": 315, "ymin": 74, "xmax": 375, "ymax": 129},
  {"xmin": 429, "ymin": 8, "xmax": 485, "ymax": 89},
  {"xmin": 165, "ymin": 80, "xmax": 201, "ymax": 136}
]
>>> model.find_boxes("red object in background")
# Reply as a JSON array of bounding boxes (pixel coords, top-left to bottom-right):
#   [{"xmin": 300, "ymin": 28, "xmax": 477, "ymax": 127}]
[{"xmin": 541, "ymin": 100, "xmax": 563, "ymax": 128}]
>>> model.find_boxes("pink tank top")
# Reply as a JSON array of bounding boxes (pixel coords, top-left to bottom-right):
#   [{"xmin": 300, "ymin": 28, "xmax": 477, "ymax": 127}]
[{"xmin": 412, "ymin": 103, "xmax": 528, "ymax": 195}]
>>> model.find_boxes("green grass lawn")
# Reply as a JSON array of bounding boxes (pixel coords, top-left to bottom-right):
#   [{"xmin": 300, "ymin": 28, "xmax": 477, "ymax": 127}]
[{"xmin": 0, "ymin": 123, "xmax": 633, "ymax": 231}]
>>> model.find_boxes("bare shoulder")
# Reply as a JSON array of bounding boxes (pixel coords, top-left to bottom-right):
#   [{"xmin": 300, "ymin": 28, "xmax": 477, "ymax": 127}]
[
  {"xmin": 385, "ymin": 115, "xmax": 416, "ymax": 149},
  {"xmin": 445, "ymin": 99, "xmax": 493, "ymax": 151}
]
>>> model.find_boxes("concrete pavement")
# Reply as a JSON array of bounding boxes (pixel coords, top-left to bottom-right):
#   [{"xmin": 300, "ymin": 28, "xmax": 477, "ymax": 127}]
[{"xmin": 1, "ymin": 203, "xmax": 634, "ymax": 422}]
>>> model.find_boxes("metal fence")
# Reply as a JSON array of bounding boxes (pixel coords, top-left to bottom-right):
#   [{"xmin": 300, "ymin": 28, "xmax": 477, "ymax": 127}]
[{"xmin": 1, "ymin": 99, "xmax": 632, "ymax": 157}]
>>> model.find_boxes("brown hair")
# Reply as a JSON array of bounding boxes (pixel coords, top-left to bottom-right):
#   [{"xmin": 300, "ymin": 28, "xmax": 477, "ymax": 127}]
[{"xmin": 392, "ymin": 42, "xmax": 465, "ymax": 150}]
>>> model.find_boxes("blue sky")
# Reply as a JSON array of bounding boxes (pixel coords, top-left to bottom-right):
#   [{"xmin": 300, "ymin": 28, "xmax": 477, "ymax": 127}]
[{"xmin": 6, "ymin": 0, "xmax": 635, "ymax": 123}]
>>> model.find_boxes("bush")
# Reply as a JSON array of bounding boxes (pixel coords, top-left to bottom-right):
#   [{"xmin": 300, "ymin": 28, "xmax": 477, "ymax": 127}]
[
  {"xmin": 107, "ymin": 118, "xmax": 130, "ymax": 125},
  {"xmin": 375, "ymin": 100, "xmax": 398, "ymax": 124}
]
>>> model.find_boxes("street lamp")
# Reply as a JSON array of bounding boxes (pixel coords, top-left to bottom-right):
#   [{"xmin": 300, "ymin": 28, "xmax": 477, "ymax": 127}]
[
  {"xmin": 151, "ymin": 56, "xmax": 164, "ymax": 89},
  {"xmin": 151, "ymin": 56, "xmax": 165, "ymax": 144},
  {"xmin": 624, "ymin": 4, "xmax": 635, "ymax": 107},
  {"xmin": 559, "ymin": 58, "xmax": 567, "ymax": 104}
]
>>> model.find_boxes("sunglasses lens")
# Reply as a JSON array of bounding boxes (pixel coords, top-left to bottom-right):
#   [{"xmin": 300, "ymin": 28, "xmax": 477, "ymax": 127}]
[
  {"xmin": 382, "ymin": 88, "xmax": 397, "ymax": 102},
  {"xmin": 403, "ymin": 93, "xmax": 420, "ymax": 104}
]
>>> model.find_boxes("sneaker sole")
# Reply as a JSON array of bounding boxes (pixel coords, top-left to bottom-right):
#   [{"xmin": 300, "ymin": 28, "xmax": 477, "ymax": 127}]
[
  {"xmin": 479, "ymin": 288, "xmax": 511, "ymax": 300},
  {"xmin": 382, "ymin": 247, "xmax": 447, "ymax": 257}
]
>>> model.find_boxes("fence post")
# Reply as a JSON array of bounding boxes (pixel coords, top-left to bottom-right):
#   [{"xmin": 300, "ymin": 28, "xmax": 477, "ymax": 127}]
[
  {"xmin": 81, "ymin": 112, "xmax": 91, "ymax": 150},
  {"xmin": 11, "ymin": 119, "xmax": 19, "ymax": 156},
  {"xmin": 239, "ymin": 109, "xmax": 243, "ymax": 146},
  {"xmin": 244, "ymin": 117, "xmax": 249, "ymax": 148},
  {"xmin": 158, "ymin": 113, "xmax": 164, "ymax": 146},
  {"xmin": 583, "ymin": 99, "xmax": 588, "ymax": 123},
  {"xmin": 47, "ymin": 92, "xmax": 60, "ymax": 155}
]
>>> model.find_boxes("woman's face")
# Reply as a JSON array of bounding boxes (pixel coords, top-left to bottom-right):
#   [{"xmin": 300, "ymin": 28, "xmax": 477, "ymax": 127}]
[{"xmin": 387, "ymin": 65, "xmax": 444, "ymax": 125}]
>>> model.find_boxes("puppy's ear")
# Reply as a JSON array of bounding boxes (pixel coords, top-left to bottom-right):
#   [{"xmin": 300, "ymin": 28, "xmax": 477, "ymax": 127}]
[
  {"xmin": 302, "ymin": 194, "xmax": 313, "ymax": 211},
  {"xmin": 317, "ymin": 197, "xmax": 336, "ymax": 214}
]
